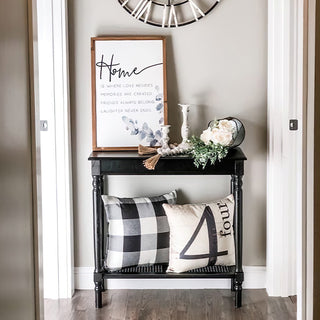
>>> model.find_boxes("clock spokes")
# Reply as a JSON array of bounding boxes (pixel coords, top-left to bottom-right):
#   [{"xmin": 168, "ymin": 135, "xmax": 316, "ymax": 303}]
[{"xmin": 118, "ymin": 0, "xmax": 221, "ymax": 28}]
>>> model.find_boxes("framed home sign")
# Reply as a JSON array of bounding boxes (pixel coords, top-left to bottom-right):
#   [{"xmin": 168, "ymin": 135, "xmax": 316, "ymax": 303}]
[{"xmin": 91, "ymin": 36, "xmax": 167, "ymax": 151}]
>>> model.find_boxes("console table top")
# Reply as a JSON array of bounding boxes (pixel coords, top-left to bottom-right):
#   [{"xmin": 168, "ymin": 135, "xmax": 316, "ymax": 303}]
[
  {"xmin": 88, "ymin": 147, "xmax": 246, "ymax": 176},
  {"xmin": 88, "ymin": 147, "xmax": 247, "ymax": 161}
]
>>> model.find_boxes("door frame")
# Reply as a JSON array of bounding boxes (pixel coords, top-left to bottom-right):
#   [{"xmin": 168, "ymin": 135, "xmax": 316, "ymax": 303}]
[
  {"xmin": 304, "ymin": 1, "xmax": 316, "ymax": 319},
  {"xmin": 30, "ymin": 0, "xmax": 74, "ymax": 301},
  {"xmin": 268, "ymin": 0, "xmax": 316, "ymax": 319},
  {"xmin": 309, "ymin": 0, "xmax": 320, "ymax": 318}
]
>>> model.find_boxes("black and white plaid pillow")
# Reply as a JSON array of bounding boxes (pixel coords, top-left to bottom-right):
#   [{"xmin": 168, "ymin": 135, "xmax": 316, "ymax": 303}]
[{"xmin": 102, "ymin": 191, "xmax": 177, "ymax": 270}]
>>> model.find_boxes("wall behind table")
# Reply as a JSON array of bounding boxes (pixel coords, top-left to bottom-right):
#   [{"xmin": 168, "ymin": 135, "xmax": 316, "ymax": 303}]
[{"xmin": 68, "ymin": 0, "xmax": 267, "ymax": 268}]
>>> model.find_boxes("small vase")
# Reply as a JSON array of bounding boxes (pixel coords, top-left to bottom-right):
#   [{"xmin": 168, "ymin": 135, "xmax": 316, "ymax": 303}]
[{"xmin": 207, "ymin": 117, "xmax": 245, "ymax": 148}]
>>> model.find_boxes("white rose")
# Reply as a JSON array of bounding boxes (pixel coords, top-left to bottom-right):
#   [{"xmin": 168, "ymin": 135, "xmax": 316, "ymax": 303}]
[
  {"xmin": 218, "ymin": 119, "xmax": 236, "ymax": 133},
  {"xmin": 212, "ymin": 130, "xmax": 233, "ymax": 146},
  {"xmin": 200, "ymin": 128, "xmax": 214, "ymax": 145}
]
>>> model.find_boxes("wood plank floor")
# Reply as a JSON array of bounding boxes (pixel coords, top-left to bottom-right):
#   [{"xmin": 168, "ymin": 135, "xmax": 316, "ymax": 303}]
[{"xmin": 44, "ymin": 289, "xmax": 296, "ymax": 320}]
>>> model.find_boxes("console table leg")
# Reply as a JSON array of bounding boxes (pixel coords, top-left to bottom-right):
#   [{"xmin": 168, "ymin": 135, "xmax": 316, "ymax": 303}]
[
  {"xmin": 234, "ymin": 272, "xmax": 244, "ymax": 308},
  {"xmin": 100, "ymin": 176, "xmax": 105, "ymax": 293},
  {"xmin": 235, "ymin": 286, "xmax": 242, "ymax": 308},
  {"xmin": 231, "ymin": 278, "xmax": 235, "ymax": 291},
  {"xmin": 232, "ymin": 168, "xmax": 244, "ymax": 308},
  {"xmin": 92, "ymin": 174, "xmax": 104, "ymax": 308},
  {"xmin": 95, "ymin": 278, "xmax": 103, "ymax": 308}
]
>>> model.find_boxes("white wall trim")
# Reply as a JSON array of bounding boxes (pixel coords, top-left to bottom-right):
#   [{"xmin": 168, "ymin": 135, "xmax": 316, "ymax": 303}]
[
  {"xmin": 74, "ymin": 266, "xmax": 266, "ymax": 290},
  {"xmin": 267, "ymin": 0, "xmax": 306, "ymax": 300},
  {"xmin": 36, "ymin": 0, "xmax": 74, "ymax": 299},
  {"xmin": 52, "ymin": 0, "xmax": 74, "ymax": 300}
]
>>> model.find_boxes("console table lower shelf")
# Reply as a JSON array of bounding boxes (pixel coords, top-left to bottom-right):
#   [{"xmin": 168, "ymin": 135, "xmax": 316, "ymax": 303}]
[{"xmin": 89, "ymin": 148, "xmax": 246, "ymax": 309}]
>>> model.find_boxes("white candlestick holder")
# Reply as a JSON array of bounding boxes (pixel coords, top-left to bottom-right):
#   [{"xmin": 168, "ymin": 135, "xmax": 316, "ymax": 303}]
[{"xmin": 177, "ymin": 103, "xmax": 191, "ymax": 151}]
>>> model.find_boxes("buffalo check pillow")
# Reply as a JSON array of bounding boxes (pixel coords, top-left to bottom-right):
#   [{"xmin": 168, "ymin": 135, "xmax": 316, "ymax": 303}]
[{"xmin": 102, "ymin": 191, "xmax": 177, "ymax": 270}]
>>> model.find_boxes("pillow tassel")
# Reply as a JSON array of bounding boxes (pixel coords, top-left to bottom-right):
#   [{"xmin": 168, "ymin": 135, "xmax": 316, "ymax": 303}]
[
  {"xmin": 138, "ymin": 144, "xmax": 158, "ymax": 155},
  {"xmin": 143, "ymin": 154, "xmax": 161, "ymax": 170}
]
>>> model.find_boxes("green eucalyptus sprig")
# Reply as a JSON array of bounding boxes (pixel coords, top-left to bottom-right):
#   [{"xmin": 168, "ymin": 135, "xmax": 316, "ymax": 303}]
[{"xmin": 189, "ymin": 136, "xmax": 229, "ymax": 169}]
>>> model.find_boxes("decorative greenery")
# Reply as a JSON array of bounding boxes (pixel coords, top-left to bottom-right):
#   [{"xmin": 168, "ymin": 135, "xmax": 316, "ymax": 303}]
[
  {"xmin": 189, "ymin": 136, "xmax": 229, "ymax": 169},
  {"xmin": 188, "ymin": 119, "xmax": 237, "ymax": 169}
]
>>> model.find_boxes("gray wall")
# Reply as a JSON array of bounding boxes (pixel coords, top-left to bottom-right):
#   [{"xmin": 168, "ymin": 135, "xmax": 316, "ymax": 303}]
[
  {"xmin": 69, "ymin": 0, "xmax": 267, "ymax": 267},
  {"xmin": 0, "ymin": 0, "xmax": 36, "ymax": 319}
]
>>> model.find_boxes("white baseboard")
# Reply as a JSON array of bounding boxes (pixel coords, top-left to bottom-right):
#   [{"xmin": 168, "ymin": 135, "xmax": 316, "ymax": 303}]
[{"xmin": 74, "ymin": 266, "xmax": 266, "ymax": 290}]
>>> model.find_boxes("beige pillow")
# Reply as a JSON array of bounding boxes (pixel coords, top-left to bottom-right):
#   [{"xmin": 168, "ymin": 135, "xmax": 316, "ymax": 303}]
[{"xmin": 163, "ymin": 195, "xmax": 235, "ymax": 273}]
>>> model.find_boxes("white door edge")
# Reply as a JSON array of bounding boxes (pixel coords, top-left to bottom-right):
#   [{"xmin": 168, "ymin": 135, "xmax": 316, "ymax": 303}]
[{"xmin": 35, "ymin": 0, "xmax": 74, "ymax": 300}]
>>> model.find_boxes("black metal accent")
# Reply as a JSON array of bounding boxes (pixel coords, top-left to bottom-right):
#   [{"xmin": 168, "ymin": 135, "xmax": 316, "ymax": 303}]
[
  {"xmin": 89, "ymin": 148, "xmax": 246, "ymax": 308},
  {"xmin": 289, "ymin": 119, "xmax": 298, "ymax": 131},
  {"xmin": 118, "ymin": 0, "xmax": 220, "ymax": 28},
  {"xmin": 208, "ymin": 117, "xmax": 245, "ymax": 148}
]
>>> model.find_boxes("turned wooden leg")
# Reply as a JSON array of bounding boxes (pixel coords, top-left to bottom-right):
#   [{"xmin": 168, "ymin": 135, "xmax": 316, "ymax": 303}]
[
  {"xmin": 235, "ymin": 289, "xmax": 242, "ymax": 308},
  {"xmin": 234, "ymin": 272, "xmax": 244, "ymax": 308},
  {"xmin": 94, "ymin": 275, "xmax": 103, "ymax": 309},
  {"xmin": 92, "ymin": 169, "xmax": 104, "ymax": 308},
  {"xmin": 232, "ymin": 164, "xmax": 244, "ymax": 308},
  {"xmin": 231, "ymin": 278, "xmax": 235, "ymax": 292}
]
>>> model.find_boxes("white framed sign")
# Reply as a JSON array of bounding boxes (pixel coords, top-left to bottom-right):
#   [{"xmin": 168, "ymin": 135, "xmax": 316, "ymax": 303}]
[{"xmin": 91, "ymin": 36, "xmax": 167, "ymax": 151}]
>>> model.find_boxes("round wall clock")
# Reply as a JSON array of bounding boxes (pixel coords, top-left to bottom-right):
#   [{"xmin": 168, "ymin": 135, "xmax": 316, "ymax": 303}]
[{"xmin": 118, "ymin": 0, "xmax": 222, "ymax": 28}]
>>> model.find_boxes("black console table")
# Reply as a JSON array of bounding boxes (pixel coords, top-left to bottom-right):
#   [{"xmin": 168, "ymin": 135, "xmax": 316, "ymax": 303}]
[{"xmin": 88, "ymin": 147, "xmax": 246, "ymax": 309}]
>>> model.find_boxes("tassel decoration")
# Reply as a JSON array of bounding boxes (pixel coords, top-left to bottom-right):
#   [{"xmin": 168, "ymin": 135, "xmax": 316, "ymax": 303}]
[
  {"xmin": 139, "ymin": 142, "xmax": 188, "ymax": 170},
  {"xmin": 143, "ymin": 154, "xmax": 161, "ymax": 170},
  {"xmin": 138, "ymin": 144, "xmax": 158, "ymax": 155}
]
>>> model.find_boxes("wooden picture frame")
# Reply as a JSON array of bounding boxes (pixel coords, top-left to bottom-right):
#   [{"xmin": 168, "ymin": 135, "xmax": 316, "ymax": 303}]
[{"xmin": 91, "ymin": 36, "xmax": 167, "ymax": 151}]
